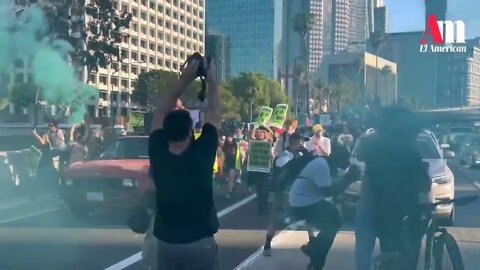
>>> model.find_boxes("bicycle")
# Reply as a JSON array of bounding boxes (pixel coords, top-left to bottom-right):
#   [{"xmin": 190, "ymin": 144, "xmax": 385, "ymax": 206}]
[
  {"xmin": 424, "ymin": 195, "xmax": 478, "ymax": 270},
  {"xmin": 373, "ymin": 195, "xmax": 479, "ymax": 270}
]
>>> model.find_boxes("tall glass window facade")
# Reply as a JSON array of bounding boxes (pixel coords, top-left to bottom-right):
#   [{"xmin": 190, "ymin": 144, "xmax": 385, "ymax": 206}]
[{"xmin": 206, "ymin": 0, "xmax": 283, "ymax": 79}]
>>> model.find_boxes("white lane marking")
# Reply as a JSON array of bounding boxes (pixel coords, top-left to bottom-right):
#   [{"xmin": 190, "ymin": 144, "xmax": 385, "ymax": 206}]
[
  {"xmin": 104, "ymin": 193, "xmax": 257, "ymax": 270},
  {"xmin": 233, "ymin": 221, "xmax": 303, "ymax": 270},
  {"xmin": 0, "ymin": 208, "xmax": 60, "ymax": 224},
  {"xmin": 472, "ymin": 181, "xmax": 480, "ymax": 190}
]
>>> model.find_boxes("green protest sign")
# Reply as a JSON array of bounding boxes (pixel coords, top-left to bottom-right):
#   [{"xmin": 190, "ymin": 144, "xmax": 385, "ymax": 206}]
[
  {"xmin": 268, "ymin": 104, "xmax": 289, "ymax": 129},
  {"xmin": 247, "ymin": 140, "xmax": 272, "ymax": 173},
  {"xmin": 255, "ymin": 106, "xmax": 273, "ymax": 127}
]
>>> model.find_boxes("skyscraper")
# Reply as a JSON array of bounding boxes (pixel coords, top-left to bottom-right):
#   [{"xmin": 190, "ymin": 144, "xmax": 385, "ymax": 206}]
[
  {"xmin": 374, "ymin": 6, "xmax": 388, "ymax": 33},
  {"xmin": 425, "ymin": 0, "xmax": 447, "ymax": 21},
  {"xmin": 349, "ymin": 0, "xmax": 369, "ymax": 52},
  {"xmin": 205, "ymin": 33, "xmax": 231, "ymax": 82},
  {"xmin": 332, "ymin": 0, "xmax": 351, "ymax": 54},
  {"xmin": 206, "ymin": 0, "xmax": 284, "ymax": 80}
]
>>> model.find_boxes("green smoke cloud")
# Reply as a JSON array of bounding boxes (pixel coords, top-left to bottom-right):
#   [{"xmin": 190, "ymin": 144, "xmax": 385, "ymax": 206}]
[{"xmin": 0, "ymin": 0, "xmax": 97, "ymax": 123}]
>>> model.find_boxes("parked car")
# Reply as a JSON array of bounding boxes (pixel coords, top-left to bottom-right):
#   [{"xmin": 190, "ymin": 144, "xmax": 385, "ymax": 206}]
[
  {"xmin": 458, "ymin": 134, "xmax": 480, "ymax": 168},
  {"xmin": 342, "ymin": 129, "xmax": 456, "ymax": 225},
  {"xmin": 60, "ymin": 136, "xmax": 153, "ymax": 217}
]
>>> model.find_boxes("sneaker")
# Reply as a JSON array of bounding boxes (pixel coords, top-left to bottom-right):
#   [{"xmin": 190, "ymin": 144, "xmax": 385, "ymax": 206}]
[
  {"xmin": 263, "ymin": 247, "xmax": 272, "ymax": 257},
  {"xmin": 236, "ymin": 178, "xmax": 242, "ymax": 184},
  {"xmin": 226, "ymin": 193, "xmax": 232, "ymax": 199}
]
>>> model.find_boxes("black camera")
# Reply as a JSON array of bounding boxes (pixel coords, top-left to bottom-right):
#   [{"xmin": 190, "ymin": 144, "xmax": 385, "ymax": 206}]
[{"xmin": 182, "ymin": 52, "xmax": 211, "ymax": 102}]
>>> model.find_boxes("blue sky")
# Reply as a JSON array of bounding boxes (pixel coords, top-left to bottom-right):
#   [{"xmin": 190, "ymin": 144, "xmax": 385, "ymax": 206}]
[{"xmin": 385, "ymin": 0, "xmax": 479, "ymax": 38}]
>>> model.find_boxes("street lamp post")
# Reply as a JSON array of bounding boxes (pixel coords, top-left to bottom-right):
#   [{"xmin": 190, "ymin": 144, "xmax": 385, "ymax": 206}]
[{"xmin": 249, "ymin": 87, "xmax": 257, "ymax": 123}]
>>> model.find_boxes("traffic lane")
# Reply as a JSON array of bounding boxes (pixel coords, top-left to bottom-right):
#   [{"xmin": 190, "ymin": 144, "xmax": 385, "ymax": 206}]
[
  {"xmin": 125, "ymin": 198, "xmax": 269, "ymax": 270},
  {"xmin": 0, "ymin": 227, "xmax": 142, "ymax": 270},
  {"xmin": 0, "ymin": 182, "xmax": 251, "ymax": 229},
  {"xmin": 0, "ymin": 185, "xmax": 256, "ymax": 270},
  {"xmin": 450, "ymin": 163, "xmax": 480, "ymax": 228}
]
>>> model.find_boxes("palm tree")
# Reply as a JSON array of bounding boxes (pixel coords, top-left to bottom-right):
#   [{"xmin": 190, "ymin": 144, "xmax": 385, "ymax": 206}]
[
  {"xmin": 381, "ymin": 65, "xmax": 393, "ymax": 104},
  {"xmin": 294, "ymin": 13, "xmax": 314, "ymax": 116},
  {"xmin": 370, "ymin": 31, "xmax": 386, "ymax": 104}
]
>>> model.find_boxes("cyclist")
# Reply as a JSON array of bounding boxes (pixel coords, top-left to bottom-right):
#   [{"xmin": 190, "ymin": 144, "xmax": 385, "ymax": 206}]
[{"xmin": 354, "ymin": 106, "xmax": 433, "ymax": 270}]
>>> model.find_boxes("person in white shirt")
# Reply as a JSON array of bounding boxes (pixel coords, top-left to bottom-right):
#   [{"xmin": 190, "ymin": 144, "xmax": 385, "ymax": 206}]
[
  {"xmin": 305, "ymin": 124, "xmax": 331, "ymax": 157},
  {"xmin": 337, "ymin": 126, "xmax": 354, "ymax": 152},
  {"xmin": 274, "ymin": 119, "xmax": 298, "ymax": 157}
]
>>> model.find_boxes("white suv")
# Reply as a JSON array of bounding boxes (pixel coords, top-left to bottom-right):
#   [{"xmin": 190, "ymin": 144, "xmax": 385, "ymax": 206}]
[{"xmin": 342, "ymin": 129, "xmax": 456, "ymax": 225}]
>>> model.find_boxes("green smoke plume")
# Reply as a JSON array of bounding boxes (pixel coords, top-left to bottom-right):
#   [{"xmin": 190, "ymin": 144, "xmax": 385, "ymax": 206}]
[{"xmin": 0, "ymin": 0, "xmax": 97, "ymax": 123}]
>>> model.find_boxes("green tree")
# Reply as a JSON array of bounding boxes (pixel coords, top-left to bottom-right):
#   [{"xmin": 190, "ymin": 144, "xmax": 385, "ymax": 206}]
[
  {"xmin": 219, "ymin": 84, "xmax": 241, "ymax": 120},
  {"xmin": 227, "ymin": 72, "xmax": 289, "ymax": 121},
  {"xmin": 32, "ymin": 0, "xmax": 132, "ymax": 79},
  {"xmin": 132, "ymin": 70, "xmax": 200, "ymax": 110},
  {"xmin": 8, "ymin": 83, "xmax": 37, "ymax": 108},
  {"xmin": 330, "ymin": 78, "xmax": 355, "ymax": 112}
]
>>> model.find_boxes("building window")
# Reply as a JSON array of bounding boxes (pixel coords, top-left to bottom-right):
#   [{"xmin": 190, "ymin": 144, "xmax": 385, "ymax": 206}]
[
  {"xmin": 157, "ymin": 45, "xmax": 163, "ymax": 52},
  {"xmin": 172, "ymin": 24, "xmax": 178, "ymax": 32},
  {"xmin": 140, "ymin": 40, "xmax": 147, "ymax": 48},
  {"xmin": 140, "ymin": 12, "xmax": 147, "ymax": 21},
  {"xmin": 180, "ymin": 15, "xmax": 185, "ymax": 22},
  {"xmin": 111, "ymin": 77, "xmax": 118, "ymax": 85},
  {"xmin": 131, "ymin": 66, "xmax": 138, "ymax": 74},
  {"xmin": 165, "ymin": 21, "xmax": 171, "ymax": 29},
  {"xmin": 173, "ymin": 62, "xmax": 178, "ymax": 70},
  {"xmin": 173, "ymin": 50, "xmax": 178, "ymax": 57},
  {"xmin": 123, "ymin": 35, "xmax": 129, "ymax": 43},
  {"xmin": 122, "ymin": 4, "xmax": 128, "ymax": 12},
  {"xmin": 165, "ymin": 8, "xmax": 171, "ymax": 16},
  {"xmin": 199, "ymin": 11, "xmax": 203, "ymax": 19},
  {"xmin": 130, "ymin": 52, "xmax": 137, "ymax": 60},
  {"xmin": 141, "ymin": 54, "xmax": 147, "ymax": 62},
  {"xmin": 173, "ymin": 12, "xmax": 178, "ymax": 19},
  {"xmin": 193, "ymin": 20, "xmax": 197, "ymax": 27},
  {"xmin": 158, "ymin": 5, "xmax": 163, "ymax": 12},
  {"xmin": 187, "ymin": 5, "xmax": 191, "ymax": 13},
  {"xmin": 131, "ymin": 37, "xmax": 138, "ymax": 45},
  {"xmin": 150, "ymin": 56, "xmax": 155, "ymax": 64},
  {"xmin": 88, "ymin": 74, "xmax": 96, "ymax": 82},
  {"xmin": 193, "ymin": 32, "xmax": 197, "ymax": 39},
  {"xmin": 180, "ymin": 27, "xmax": 185, "ymax": 34},
  {"xmin": 149, "ymin": 1, "xmax": 155, "ymax": 9},
  {"xmin": 199, "ymin": 23, "xmax": 203, "ymax": 30},
  {"xmin": 165, "ymin": 47, "xmax": 171, "ymax": 55},
  {"xmin": 187, "ymin": 30, "xmax": 191, "ymax": 37},
  {"xmin": 132, "ymin": 8, "xmax": 138, "ymax": 17},
  {"xmin": 141, "ymin": 68, "xmax": 146, "ymax": 74},
  {"xmin": 180, "ymin": 2, "xmax": 185, "ymax": 10},
  {"xmin": 180, "ymin": 52, "xmax": 185, "ymax": 59},
  {"xmin": 131, "ymin": 23, "xmax": 138, "ymax": 31},
  {"xmin": 121, "ymin": 64, "xmax": 128, "ymax": 72},
  {"xmin": 172, "ymin": 37, "xmax": 178, "ymax": 45},
  {"xmin": 180, "ymin": 39, "xmax": 185, "ymax": 46},
  {"xmin": 131, "ymin": 81, "xmax": 137, "ymax": 88},
  {"xmin": 157, "ymin": 58, "xmax": 163, "ymax": 66},
  {"xmin": 165, "ymin": 60, "xmax": 171, "ymax": 68},
  {"xmin": 141, "ymin": 0, "xmax": 146, "ymax": 6},
  {"xmin": 150, "ymin": 15, "xmax": 155, "ymax": 23},
  {"xmin": 158, "ymin": 32, "xmax": 164, "ymax": 40},
  {"xmin": 100, "ymin": 75, "xmax": 107, "ymax": 85},
  {"xmin": 141, "ymin": 26, "xmax": 147, "ymax": 35},
  {"xmin": 166, "ymin": 34, "xmax": 171, "ymax": 42},
  {"xmin": 150, "ymin": 29, "xmax": 155, "ymax": 37},
  {"xmin": 121, "ymin": 80, "xmax": 128, "ymax": 88},
  {"xmin": 157, "ymin": 18, "xmax": 163, "ymax": 26},
  {"xmin": 149, "ymin": 43, "xmax": 155, "ymax": 50},
  {"xmin": 121, "ymin": 49, "xmax": 128, "ymax": 58}
]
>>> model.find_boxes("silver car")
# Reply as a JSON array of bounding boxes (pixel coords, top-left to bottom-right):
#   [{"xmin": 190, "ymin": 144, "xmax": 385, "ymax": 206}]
[
  {"xmin": 458, "ymin": 134, "xmax": 480, "ymax": 167},
  {"xmin": 342, "ymin": 129, "xmax": 456, "ymax": 225}
]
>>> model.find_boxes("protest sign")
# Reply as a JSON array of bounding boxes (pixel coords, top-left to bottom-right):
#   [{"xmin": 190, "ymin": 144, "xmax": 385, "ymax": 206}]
[
  {"xmin": 247, "ymin": 140, "xmax": 272, "ymax": 173},
  {"xmin": 268, "ymin": 104, "xmax": 289, "ymax": 129},
  {"xmin": 255, "ymin": 106, "xmax": 273, "ymax": 127}
]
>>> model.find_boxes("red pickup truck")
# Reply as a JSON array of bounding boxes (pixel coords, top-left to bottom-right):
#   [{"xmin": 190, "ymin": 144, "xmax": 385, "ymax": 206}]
[{"xmin": 60, "ymin": 136, "xmax": 153, "ymax": 218}]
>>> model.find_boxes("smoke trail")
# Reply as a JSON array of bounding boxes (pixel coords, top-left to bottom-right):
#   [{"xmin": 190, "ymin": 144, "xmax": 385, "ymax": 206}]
[{"xmin": 0, "ymin": 0, "xmax": 96, "ymax": 123}]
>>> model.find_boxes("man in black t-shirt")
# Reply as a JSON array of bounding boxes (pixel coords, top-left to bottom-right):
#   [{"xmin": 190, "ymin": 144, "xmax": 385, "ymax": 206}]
[{"xmin": 148, "ymin": 57, "xmax": 221, "ymax": 270}]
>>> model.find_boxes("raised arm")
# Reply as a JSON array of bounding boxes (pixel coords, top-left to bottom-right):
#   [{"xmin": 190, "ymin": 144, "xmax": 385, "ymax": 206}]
[
  {"xmin": 69, "ymin": 124, "xmax": 76, "ymax": 142},
  {"xmin": 150, "ymin": 60, "xmax": 199, "ymax": 132},
  {"xmin": 32, "ymin": 129, "xmax": 46, "ymax": 145},
  {"xmin": 204, "ymin": 59, "xmax": 221, "ymax": 129}
]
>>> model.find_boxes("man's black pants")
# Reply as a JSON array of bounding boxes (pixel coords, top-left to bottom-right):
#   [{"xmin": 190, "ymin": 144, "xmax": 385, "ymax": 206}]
[{"xmin": 292, "ymin": 200, "xmax": 342, "ymax": 269}]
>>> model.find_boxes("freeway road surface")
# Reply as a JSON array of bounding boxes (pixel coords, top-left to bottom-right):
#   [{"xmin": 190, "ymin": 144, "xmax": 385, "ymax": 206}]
[{"xmin": 0, "ymin": 163, "xmax": 479, "ymax": 270}]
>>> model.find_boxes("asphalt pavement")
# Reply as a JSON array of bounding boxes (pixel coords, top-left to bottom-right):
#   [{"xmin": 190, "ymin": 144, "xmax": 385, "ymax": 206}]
[{"xmin": 1, "ymin": 162, "xmax": 480, "ymax": 270}]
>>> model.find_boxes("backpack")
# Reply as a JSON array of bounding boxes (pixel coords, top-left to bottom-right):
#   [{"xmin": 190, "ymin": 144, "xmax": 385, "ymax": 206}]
[{"xmin": 277, "ymin": 151, "xmax": 318, "ymax": 192}]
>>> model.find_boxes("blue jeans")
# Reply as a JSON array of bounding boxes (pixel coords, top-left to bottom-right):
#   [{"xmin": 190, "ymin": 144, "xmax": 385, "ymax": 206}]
[{"xmin": 355, "ymin": 196, "xmax": 376, "ymax": 270}]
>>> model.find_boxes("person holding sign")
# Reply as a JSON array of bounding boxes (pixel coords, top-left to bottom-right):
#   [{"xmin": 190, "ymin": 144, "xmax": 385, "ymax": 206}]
[
  {"xmin": 274, "ymin": 119, "xmax": 298, "ymax": 157},
  {"xmin": 247, "ymin": 125, "xmax": 274, "ymax": 215},
  {"xmin": 223, "ymin": 132, "xmax": 240, "ymax": 199},
  {"xmin": 305, "ymin": 124, "xmax": 331, "ymax": 157}
]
